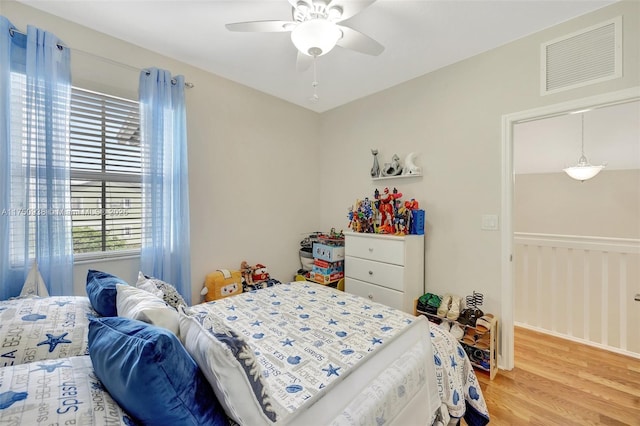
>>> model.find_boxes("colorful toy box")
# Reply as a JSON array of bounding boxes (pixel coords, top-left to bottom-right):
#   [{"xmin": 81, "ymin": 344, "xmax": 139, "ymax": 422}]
[
  {"xmin": 202, "ymin": 269, "xmax": 243, "ymax": 302},
  {"xmin": 312, "ymin": 243, "xmax": 345, "ymax": 263},
  {"xmin": 313, "ymin": 259, "xmax": 343, "ymax": 269},
  {"xmin": 312, "ymin": 259, "xmax": 344, "ymax": 275},
  {"xmin": 312, "ymin": 271, "xmax": 344, "ymax": 285}
]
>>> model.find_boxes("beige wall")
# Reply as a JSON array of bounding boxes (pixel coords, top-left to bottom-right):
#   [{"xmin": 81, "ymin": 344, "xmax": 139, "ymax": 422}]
[
  {"xmin": 318, "ymin": 1, "xmax": 640, "ymax": 323},
  {"xmin": 515, "ymin": 170, "xmax": 640, "ymax": 238},
  {"xmin": 2, "ymin": 1, "xmax": 321, "ymax": 303}
]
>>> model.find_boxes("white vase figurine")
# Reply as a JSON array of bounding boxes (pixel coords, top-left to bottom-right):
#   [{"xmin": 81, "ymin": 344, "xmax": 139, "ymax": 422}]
[
  {"xmin": 402, "ymin": 152, "xmax": 422, "ymax": 175},
  {"xmin": 370, "ymin": 149, "xmax": 380, "ymax": 178}
]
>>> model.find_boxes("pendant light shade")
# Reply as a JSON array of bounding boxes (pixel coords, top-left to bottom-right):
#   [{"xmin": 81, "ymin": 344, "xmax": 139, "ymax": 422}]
[
  {"xmin": 291, "ymin": 19, "xmax": 342, "ymax": 57},
  {"xmin": 563, "ymin": 113, "xmax": 605, "ymax": 182},
  {"xmin": 563, "ymin": 160, "xmax": 604, "ymax": 181}
]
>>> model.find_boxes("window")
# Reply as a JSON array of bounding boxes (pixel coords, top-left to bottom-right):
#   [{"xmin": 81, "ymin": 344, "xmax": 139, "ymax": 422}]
[{"xmin": 70, "ymin": 88, "xmax": 142, "ymax": 254}]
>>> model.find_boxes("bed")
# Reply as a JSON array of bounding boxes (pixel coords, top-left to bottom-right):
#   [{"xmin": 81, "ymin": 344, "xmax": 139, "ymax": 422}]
[{"xmin": 0, "ymin": 272, "xmax": 489, "ymax": 426}]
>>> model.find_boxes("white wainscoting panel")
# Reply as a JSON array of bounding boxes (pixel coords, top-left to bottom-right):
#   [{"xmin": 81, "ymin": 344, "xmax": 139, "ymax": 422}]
[{"xmin": 514, "ymin": 233, "xmax": 640, "ymax": 358}]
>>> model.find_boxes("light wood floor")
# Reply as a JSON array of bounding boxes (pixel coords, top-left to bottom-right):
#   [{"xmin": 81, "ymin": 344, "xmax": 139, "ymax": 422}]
[{"xmin": 465, "ymin": 326, "xmax": 640, "ymax": 425}]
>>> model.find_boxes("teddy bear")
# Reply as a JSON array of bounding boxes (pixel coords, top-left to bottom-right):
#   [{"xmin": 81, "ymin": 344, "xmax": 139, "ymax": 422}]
[{"xmin": 240, "ymin": 260, "xmax": 254, "ymax": 285}]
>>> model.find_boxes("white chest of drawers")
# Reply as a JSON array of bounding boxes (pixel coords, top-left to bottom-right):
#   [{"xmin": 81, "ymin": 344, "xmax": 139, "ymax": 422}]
[{"xmin": 344, "ymin": 232, "xmax": 424, "ymax": 314}]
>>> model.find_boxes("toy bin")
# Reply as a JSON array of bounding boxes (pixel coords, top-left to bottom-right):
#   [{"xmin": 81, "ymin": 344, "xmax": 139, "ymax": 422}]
[
  {"xmin": 312, "ymin": 243, "xmax": 345, "ymax": 263},
  {"xmin": 312, "ymin": 259, "xmax": 344, "ymax": 275},
  {"xmin": 312, "ymin": 271, "xmax": 344, "ymax": 285},
  {"xmin": 312, "ymin": 264, "xmax": 344, "ymax": 276},
  {"xmin": 411, "ymin": 209, "xmax": 425, "ymax": 235}
]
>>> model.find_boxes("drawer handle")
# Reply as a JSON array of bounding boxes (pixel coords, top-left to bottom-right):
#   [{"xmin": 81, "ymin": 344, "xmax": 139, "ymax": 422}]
[
  {"xmin": 368, "ymin": 247, "xmax": 374, "ymax": 252},
  {"xmin": 368, "ymin": 270, "xmax": 373, "ymax": 275},
  {"xmin": 367, "ymin": 294, "xmax": 373, "ymax": 300}
]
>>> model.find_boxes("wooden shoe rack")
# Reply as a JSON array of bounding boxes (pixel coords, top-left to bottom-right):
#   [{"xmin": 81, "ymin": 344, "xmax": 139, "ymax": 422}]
[{"xmin": 414, "ymin": 301, "xmax": 498, "ymax": 379}]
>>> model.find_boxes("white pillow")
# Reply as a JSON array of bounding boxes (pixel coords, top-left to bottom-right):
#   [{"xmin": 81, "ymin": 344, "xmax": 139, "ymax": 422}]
[
  {"xmin": 136, "ymin": 271, "xmax": 187, "ymax": 309},
  {"xmin": 116, "ymin": 284, "xmax": 180, "ymax": 337},
  {"xmin": 134, "ymin": 271, "xmax": 164, "ymax": 298},
  {"xmin": 178, "ymin": 307, "xmax": 280, "ymax": 426}
]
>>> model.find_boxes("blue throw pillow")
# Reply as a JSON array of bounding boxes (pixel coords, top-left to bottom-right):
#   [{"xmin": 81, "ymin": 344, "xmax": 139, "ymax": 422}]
[
  {"xmin": 88, "ymin": 317, "xmax": 228, "ymax": 426},
  {"xmin": 86, "ymin": 269, "xmax": 128, "ymax": 316}
]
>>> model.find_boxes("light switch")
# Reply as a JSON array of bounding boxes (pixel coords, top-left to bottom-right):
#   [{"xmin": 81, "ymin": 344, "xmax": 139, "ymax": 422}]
[{"xmin": 481, "ymin": 214, "xmax": 499, "ymax": 231}]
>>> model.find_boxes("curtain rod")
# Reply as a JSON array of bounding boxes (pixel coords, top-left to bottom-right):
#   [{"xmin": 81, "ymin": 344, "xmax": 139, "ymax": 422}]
[{"xmin": 8, "ymin": 27, "xmax": 195, "ymax": 88}]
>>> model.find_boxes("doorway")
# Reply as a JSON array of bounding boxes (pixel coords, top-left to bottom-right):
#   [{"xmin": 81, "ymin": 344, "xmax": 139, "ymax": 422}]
[{"xmin": 500, "ymin": 87, "xmax": 640, "ymax": 370}]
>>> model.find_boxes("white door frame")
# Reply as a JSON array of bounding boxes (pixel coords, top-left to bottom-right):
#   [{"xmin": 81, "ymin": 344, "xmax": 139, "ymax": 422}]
[{"xmin": 500, "ymin": 86, "xmax": 640, "ymax": 370}]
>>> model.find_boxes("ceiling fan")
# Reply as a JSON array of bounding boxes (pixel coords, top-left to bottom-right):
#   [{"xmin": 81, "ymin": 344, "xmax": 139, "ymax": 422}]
[{"xmin": 226, "ymin": 0, "xmax": 384, "ymax": 71}]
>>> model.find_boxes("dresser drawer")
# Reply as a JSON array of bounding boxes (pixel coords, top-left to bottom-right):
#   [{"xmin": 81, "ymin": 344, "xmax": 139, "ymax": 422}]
[
  {"xmin": 345, "ymin": 278, "xmax": 404, "ymax": 311},
  {"xmin": 345, "ymin": 256, "xmax": 404, "ymax": 292},
  {"xmin": 345, "ymin": 235, "xmax": 405, "ymax": 265}
]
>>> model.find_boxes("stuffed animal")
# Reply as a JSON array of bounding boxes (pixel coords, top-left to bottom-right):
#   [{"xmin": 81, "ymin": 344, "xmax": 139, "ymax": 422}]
[
  {"xmin": 252, "ymin": 264, "xmax": 269, "ymax": 283},
  {"xmin": 240, "ymin": 260, "xmax": 254, "ymax": 285},
  {"xmin": 201, "ymin": 269, "xmax": 243, "ymax": 302}
]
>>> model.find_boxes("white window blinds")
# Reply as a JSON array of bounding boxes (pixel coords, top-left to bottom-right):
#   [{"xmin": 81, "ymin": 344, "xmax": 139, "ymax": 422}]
[{"xmin": 70, "ymin": 87, "xmax": 142, "ymax": 253}]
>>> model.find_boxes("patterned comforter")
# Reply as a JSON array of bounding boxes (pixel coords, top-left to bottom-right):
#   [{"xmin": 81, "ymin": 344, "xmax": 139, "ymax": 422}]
[
  {"xmin": 0, "ymin": 356, "xmax": 134, "ymax": 425},
  {"xmin": 430, "ymin": 324, "xmax": 490, "ymax": 426},
  {"xmin": 193, "ymin": 282, "xmax": 430, "ymax": 424},
  {"xmin": 0, "ymin": 296, "xmax": 96, "ymax": 367}
]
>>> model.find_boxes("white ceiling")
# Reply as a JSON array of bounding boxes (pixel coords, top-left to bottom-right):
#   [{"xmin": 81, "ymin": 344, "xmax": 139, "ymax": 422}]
[
  {"xmin": 18, "ymin": 0, "xmax": 617, "ymax": 113},
  {"xmin": 514, "ymin": 100, "xmax": 640, "ymax": 174}
]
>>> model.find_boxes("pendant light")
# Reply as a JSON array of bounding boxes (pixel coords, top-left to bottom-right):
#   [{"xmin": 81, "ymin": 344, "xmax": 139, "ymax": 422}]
[
  {"xmin": 563, "ymin": 113, "xmax": 605, "ymax": 182},
  {"xmin": 291, "ymin": 19, "xmax": 342, "ymax": 57}
]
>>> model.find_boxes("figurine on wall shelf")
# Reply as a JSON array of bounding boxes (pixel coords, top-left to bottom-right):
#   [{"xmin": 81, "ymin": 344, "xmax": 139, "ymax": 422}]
[
  {"xmin": 402, "ymin": 152, "xmax": 422, "ymax": 175},
  {"xmin": 370, "ymin": 149, "xmax": 380, "ymax": 178},
  {"xmin": 381, "ymin": 154, "xmax": 402, "ymax": 177}
]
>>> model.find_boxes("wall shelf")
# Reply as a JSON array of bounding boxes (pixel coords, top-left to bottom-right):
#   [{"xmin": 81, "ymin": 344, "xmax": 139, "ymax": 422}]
[{"xmin": 372, "ymin": 173, "xmax": 422, "ymax": 181}]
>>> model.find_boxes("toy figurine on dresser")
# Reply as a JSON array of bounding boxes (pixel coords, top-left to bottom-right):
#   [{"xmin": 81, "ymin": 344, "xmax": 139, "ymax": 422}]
[
  {"xmin": 348, "ymin": 188, "xmax": 425, "ymax": 236},
  {"xmin": 374, "ymin": 187, "xmax": 402, "ymax": 234}
]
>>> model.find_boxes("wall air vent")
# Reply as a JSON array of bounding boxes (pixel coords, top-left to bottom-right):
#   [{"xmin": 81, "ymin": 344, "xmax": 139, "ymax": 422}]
[{"xmin": 541, "ymin": 16, "xmax": 621, "ymax": 95}]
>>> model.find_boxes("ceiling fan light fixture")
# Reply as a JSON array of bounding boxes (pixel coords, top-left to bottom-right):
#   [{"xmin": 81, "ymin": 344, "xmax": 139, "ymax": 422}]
[
  {"xmin": 327, "ymin": 5, "xmax": 343, "ymax": 21},
  {"xmin": 296, "ymin": 1, "xmax": 310, "ymax": 13},
  {"xmin": 291, "ymin": 19, "xmax": 342, "ymax": 56}
]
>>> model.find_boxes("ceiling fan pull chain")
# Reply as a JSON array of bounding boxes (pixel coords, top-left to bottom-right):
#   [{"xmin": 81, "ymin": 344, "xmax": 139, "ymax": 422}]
[{"xmin": 310, "ymin": 56, "xmax": 319, "ymax": 103}]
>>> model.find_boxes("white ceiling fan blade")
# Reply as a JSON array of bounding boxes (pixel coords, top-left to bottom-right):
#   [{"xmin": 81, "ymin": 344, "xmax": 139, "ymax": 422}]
[
  {"xmin": 329, "ymin": 0, "xmax": 377, "ymax": 22},
  {"xmin": 225, "ymin": 20, "xmax": 295, "ymax": 32},
  {"xmin": 336, "ymin": 25, "xmax": 384, "ymax": 56},
  {"xmin": 296, "ymin": 51, "xmax": 313, "ymax": 71}
]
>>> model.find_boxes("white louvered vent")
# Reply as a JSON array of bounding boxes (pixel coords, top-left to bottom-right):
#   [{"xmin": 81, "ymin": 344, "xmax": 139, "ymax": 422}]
[{"xmin": 541, "ymin": 16, "xmax": 621, "ymax": 95}]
